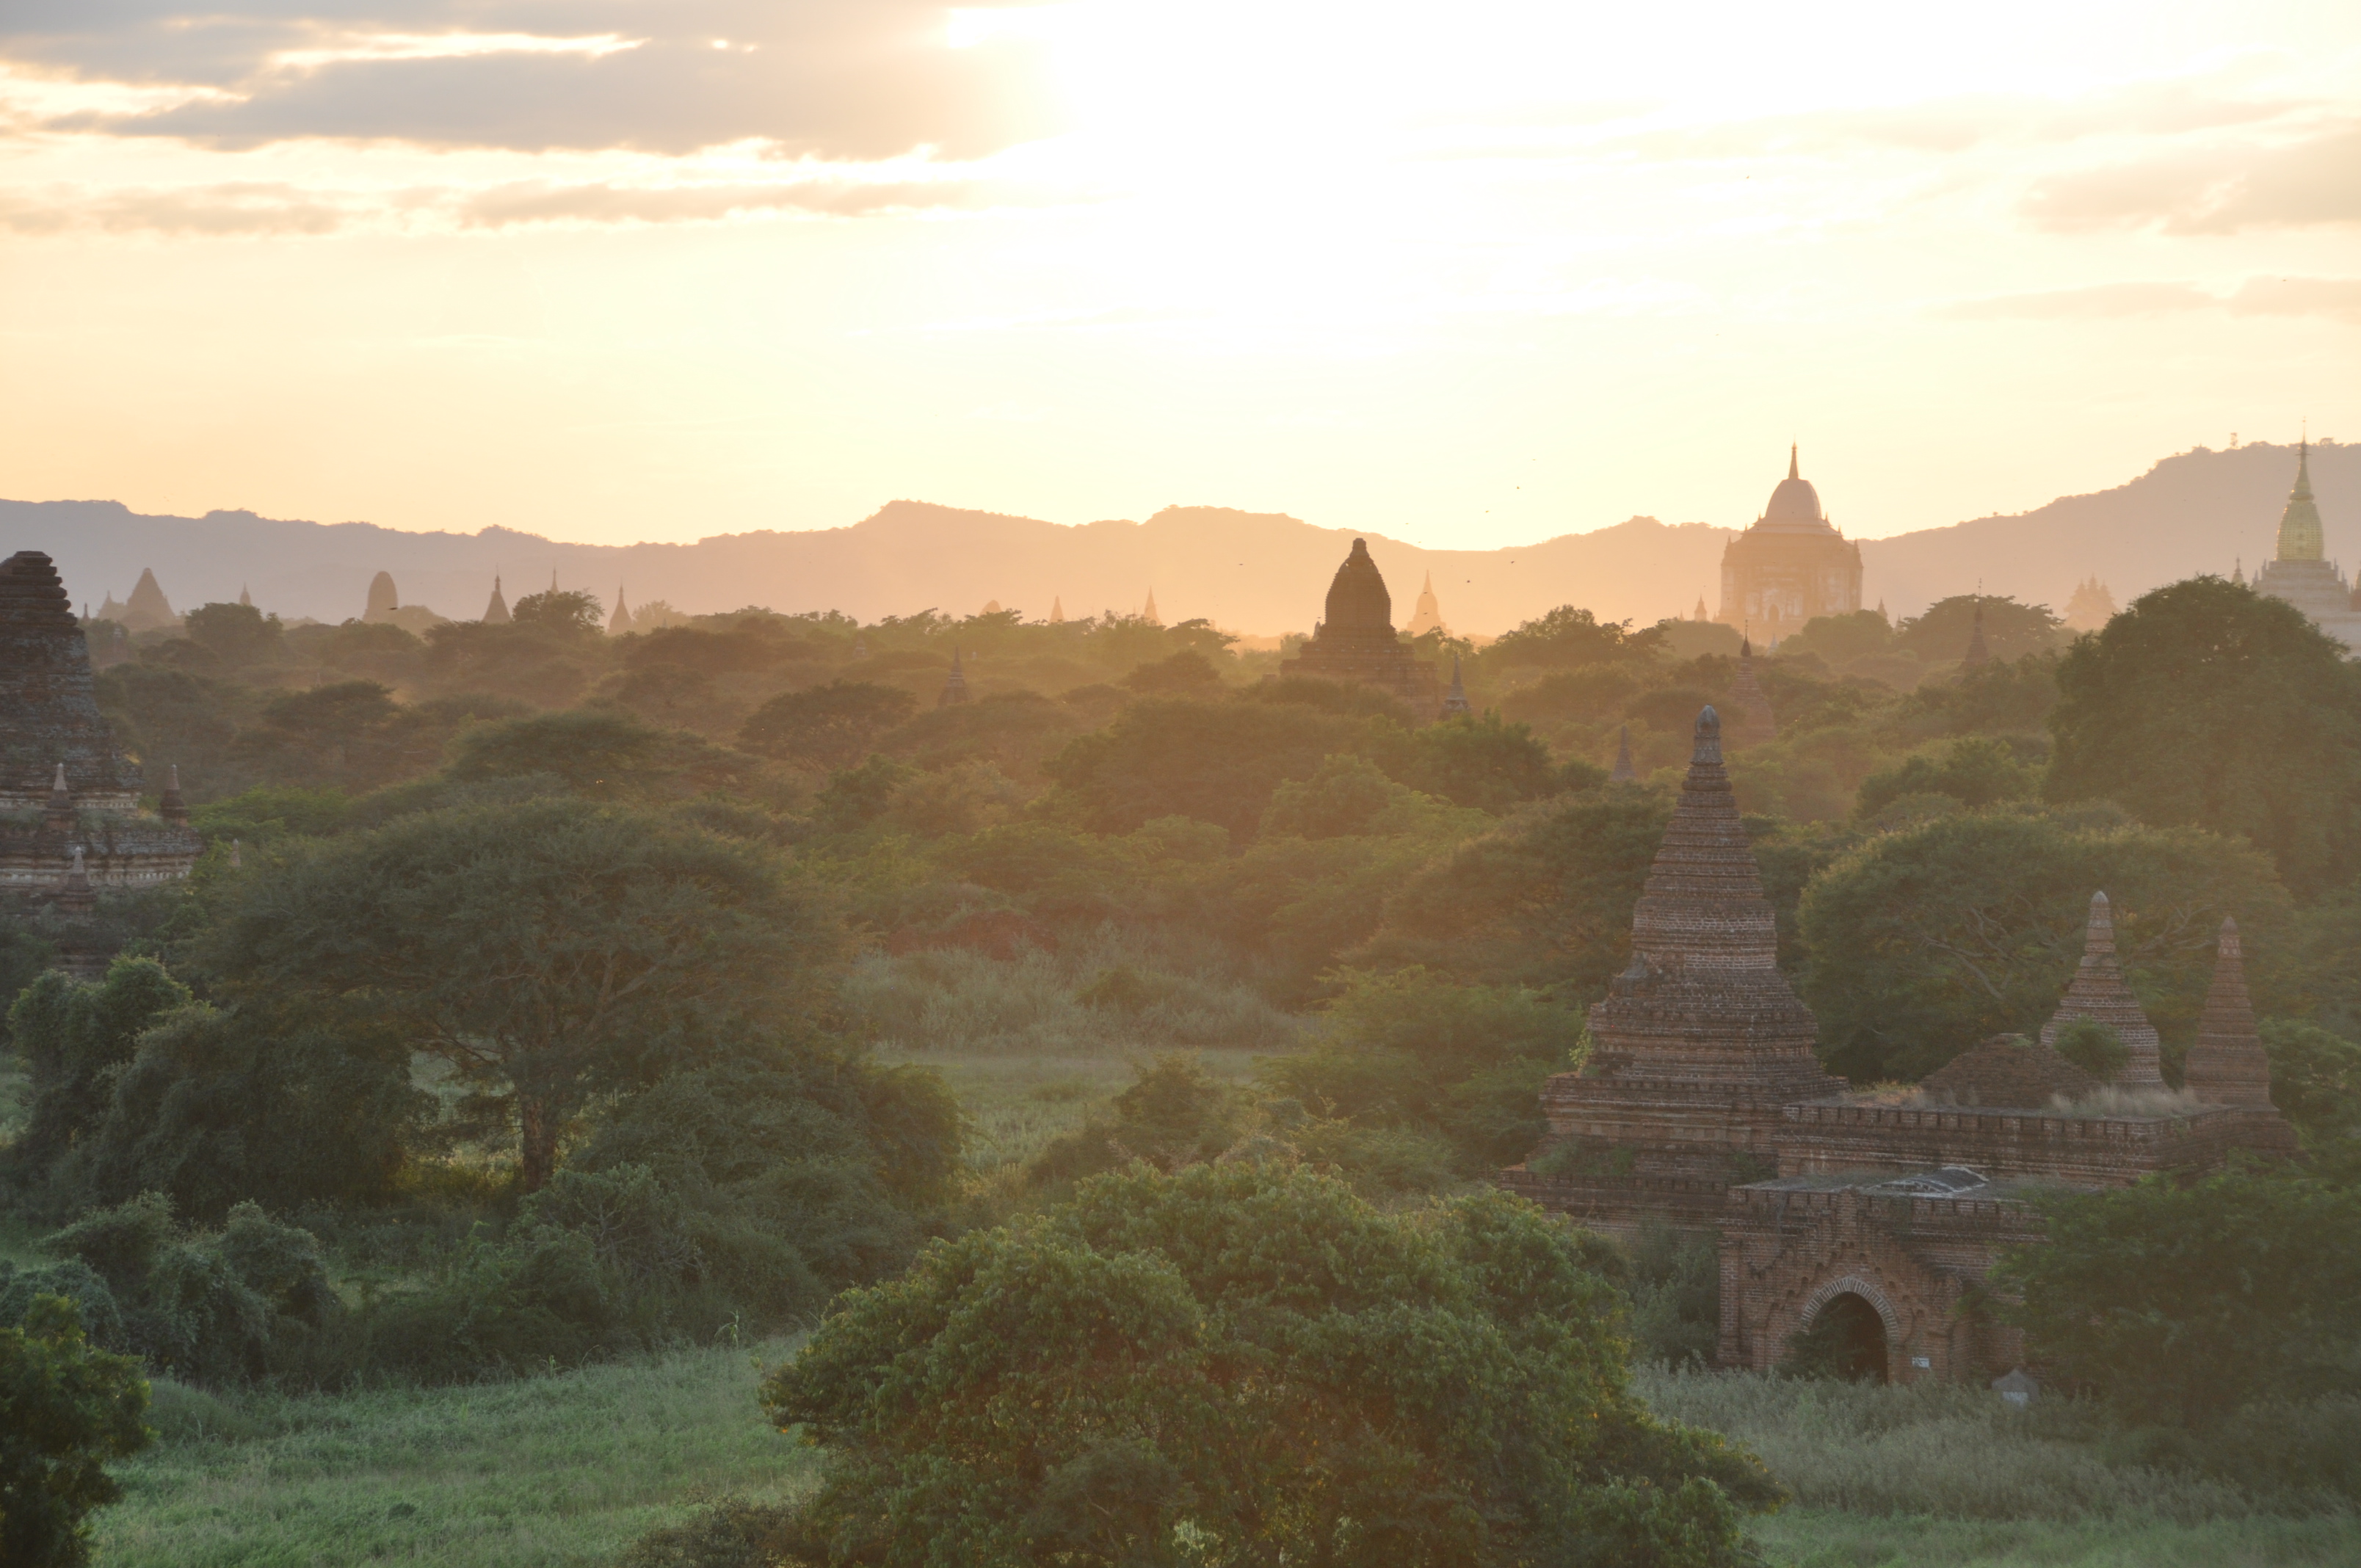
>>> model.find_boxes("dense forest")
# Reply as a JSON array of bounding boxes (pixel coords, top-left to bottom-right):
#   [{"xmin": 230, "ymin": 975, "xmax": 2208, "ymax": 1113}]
[{"xmin": 6, "ymin": 578, "xmax": 2360, "ymax": 1566}]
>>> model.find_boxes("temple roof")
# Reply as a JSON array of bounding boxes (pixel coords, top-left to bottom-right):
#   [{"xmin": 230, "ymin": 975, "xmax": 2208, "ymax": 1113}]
[
  {"xmin": 1755, "ymin": 445, "xmax": 1837, "ymax": 535},
  {"xmin": 1322, "ymin": 538, "xmax": 1395, "ymax": 634}
]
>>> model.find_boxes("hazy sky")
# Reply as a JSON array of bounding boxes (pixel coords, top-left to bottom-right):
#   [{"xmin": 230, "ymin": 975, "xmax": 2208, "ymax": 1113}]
[{"xmin": 2, "ymin": 1, "xmax": 2354, "ymax": 551}]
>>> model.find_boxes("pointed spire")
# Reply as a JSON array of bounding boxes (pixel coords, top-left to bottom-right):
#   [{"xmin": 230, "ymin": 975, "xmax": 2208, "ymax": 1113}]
[
  {"xmin": 1692, "ymin": 595, "xmax": 1709, "ymax": 623},
  {"xmin": 482, "ymin": 576, "xmax": 512, "ymax": 625},
  {"xmin": 1049, "ymin": 596, "xmax": 1065, "ymax": 625},
  {"xmin": 45, "ymin": 762, "xmax": 74, "ymax": 832},
  {"xmin": 608, "ymin": 585, "xmax": 635, "ymax": 636},
  {"xmin": 1611, "ymin": 724, "xmax": 1636, "ymax": 783},
  {"xmin": 1962, "ymin": 600, "xmax": 1991, "ymax": 667},
  {"xmin": 160, "ymin": 763, "xmax": 189, "ymax": 824},
  {"xmin": 2233, "ymin": 556, "xmax": 2245, "ymax": 587},
  {"xmin": 1788, "ymin": 443, "xmax": 1799, "ymax": 482},
  {"xmin": 2183, "ymin": 917, "xmax": 2274, "ymax": 1108},
  {"xmin": 239, "ymin": 584, "xmax": 253, "ymax": 609},
  {"xmin": 2038, "ymin": 892, "xmax": 2164, "ymax": 1085},
  {"xmin": 939, "ymin": 646, "xmax": 971, "ymax": 706},
  {"xmin": 1442, "ymin": 653, "xmax": 1472, "ymax": 716},
  {"xmin": 2274, "ymin": 434, "xmax": 2325, "ymax": 562},
  {"xmin": 57, "ymin": 843, "xmax": 95, "ymax": 914},
  {"xmin": 1142, "ymin": 589, "xmax": 1161, "ymax": 625},
  {"xmin": 1727, "ymin": 638, "xmax": 1777, "ymax": 744},
  {"xmin": 1579, "ymin": 700, "xmax": 1838, "ymax": 1098},
  {"xmin": 551, "ymin": 567, "xmax": 560, "ymax": 592}
]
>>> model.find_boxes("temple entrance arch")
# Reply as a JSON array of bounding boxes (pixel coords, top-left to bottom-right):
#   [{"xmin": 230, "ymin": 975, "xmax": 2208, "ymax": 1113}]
[{"xmin": 1794, "ymin": 1275, "xmax": 1898, "ymax": 1382}]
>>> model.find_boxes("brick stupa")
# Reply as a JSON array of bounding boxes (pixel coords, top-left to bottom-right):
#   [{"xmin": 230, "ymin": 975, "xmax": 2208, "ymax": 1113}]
[
  {"xmin": 2183, "ymin": 918, "xmax": 2277, "ymax": 1110},
  {"xmin": 2038, "ymin": 892, "xmax": 2164, "ymax": 1086}
]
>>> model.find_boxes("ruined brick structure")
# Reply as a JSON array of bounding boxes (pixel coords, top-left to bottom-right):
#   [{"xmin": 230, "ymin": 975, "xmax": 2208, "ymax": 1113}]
[
  {"xmin": 0, "ymin": 551, "xmax": 202, "ymax": 926},
  {"xmin": 1503, "ymin": 705, "xmax": 2294, "ymax": 1384},
  {"xmin": 1281, "ymin": 539, "xmax": 1440, "ymax": 714}
]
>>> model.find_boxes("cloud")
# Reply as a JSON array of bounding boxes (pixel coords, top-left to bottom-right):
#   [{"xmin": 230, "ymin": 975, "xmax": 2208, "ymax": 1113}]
[
  {"xmin": 457, "ymin": 177, "xmax": 1023, "ymax": 227},
  {"xmin": 1938, "ymin": 275, "xmax": 2361, "ymax": 324},
  {"xmin": 0, "ymin": 181, "xmax": 354, "ymax": 234},
  {"xmin": 2020, "ymin": 122, "xmax": 2361, "ymax": 233},
  {"xmin": 3, "ymin": 3, "xmax": 1059, "ymax": 158}
]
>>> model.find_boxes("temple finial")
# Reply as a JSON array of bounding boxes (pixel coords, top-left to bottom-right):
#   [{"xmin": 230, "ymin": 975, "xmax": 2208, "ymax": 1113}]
[
  {"xmin": 1611, "ymin": 723, "xmax": 1636, "ymax": 783},
  {"xmin": 1692, "ymin": 704, "xmax": 1722, "ymax": 766},
  {"xmin": 1788, "ymin": 443, "xmax": 1798, "ymax": 481}
]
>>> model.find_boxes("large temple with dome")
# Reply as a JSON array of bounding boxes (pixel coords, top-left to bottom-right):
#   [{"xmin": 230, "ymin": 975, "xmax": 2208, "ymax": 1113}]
[
  {"xmin": 1502, "ymin": 705, "xmax": 2293, "ymax": 1385},
  {"xmin": 2253, "ymin": 440, "xmax": 2361, "ymax": 654},
  {"xmin": 1281, "ymin": 537, "xmax": 1440, "ymax": 713},
  {"xmin": 1716, "ymin": 447, "xmax": 1864, "ymax": 636}
]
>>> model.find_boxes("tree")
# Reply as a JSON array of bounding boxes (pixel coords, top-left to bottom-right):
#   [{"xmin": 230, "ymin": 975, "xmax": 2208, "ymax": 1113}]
[
  {"xmin": 1394, "ymin": 712, "xmax": 1562, "ymax": 810},
  {"xmin": 1896, "ymin": 595, "xmax": 2061, "ymax": 664},
  {"xmin": 1853, "ymin": 738, "xmax": 2039, "ymax": 821},
  {"xmin": 739, "ymin": 681, "xmax": 918, "ymax": 769},
  {"xmin": 445, "ymin": 708, "xmax": 767, "ymax": 801},
  {"xmin": 1999, "ymin": 1169, "xmax": 2361, "ymax": 1428},
  {"xmin": 181, "ymin": 601, "xmax": 283, "ymax": 666},
  {"xmin": 1798, "ymin": 807, "xmax": 2291, "ymax": 1082},
  {"xmin": 1042, "ymin": 697, "xmax": 1383, "ymax": 841},
  {"xmin": 2047, "ymin": 578, "xmax": 2361, "ymax": 896},
  {"xmin": 2260, "ymin": 1020, "xmax": 2361, "ymax": 1146},
  {"xmin": 199, "ymin": 798, "xmax": 839, "ymax": 1189},
  {"xmin": 1484, "ymin": 604, "xmax": 1666, "ymax": 672},
  {"xmin": 763, "ymin": 1164, "xmax": 1778, "ymax": 1567},
  {"xmin": 0, "ymin": 1296, "xmax": 153, "ymax": 1568},
  {"xmin": 3, "ymin": 960, "xmax": 192, "ymax": 1205},
  {"xmin": 510, "ymin": 588, "xmax": 607, "ymax": 637}
]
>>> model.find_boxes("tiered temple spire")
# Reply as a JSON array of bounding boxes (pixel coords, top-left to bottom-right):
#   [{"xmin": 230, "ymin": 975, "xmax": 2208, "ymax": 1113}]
[
  {"xmin": 2182, "ymin": 918, "xmax": 2274, "ymax": 1107},
  {"xmin": 1580, "ymin": 705, "xmax": 1838, "ymax": 1103},
  {"xmin": 1610, "ymin": 724, "xmax": 1636, "ymax": 782},
  {"xmin": 1962, "ymin": 601, "xmax": 1991, "ymax": 667},
  {"xmin": 939, "ymin": 647, "xmax": 971, "ymax": 706},
  {"xmin": 2037, "ymin": 892, "xmax": 2164, "ymax": 1086},
  {"xmin": 482, "ymin": 576, "xmax": 512, "ymax": 625}
]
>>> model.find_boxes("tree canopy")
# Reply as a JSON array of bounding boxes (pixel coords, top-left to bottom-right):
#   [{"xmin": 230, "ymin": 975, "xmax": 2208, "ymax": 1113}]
[
  {"xmin": 762, "ymin": 1163, "xmax": 1778, "ymax": 1568},
  {"xmin": 2047, "ymin": 577, "xmax": 2361, "ymax": 896},
  {"xmin": 199, "ymin": 798, "xmax": 838, "ymax": 1188}
]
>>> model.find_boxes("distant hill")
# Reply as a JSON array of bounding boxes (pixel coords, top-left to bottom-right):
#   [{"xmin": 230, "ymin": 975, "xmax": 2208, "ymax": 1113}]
[{"xmin": 4, "ymin": 440, "xmax": 2348, "ymax": 636}]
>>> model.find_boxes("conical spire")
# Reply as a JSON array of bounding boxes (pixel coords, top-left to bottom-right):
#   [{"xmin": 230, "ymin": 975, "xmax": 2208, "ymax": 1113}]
[
  {"xmin": 160, "ymin": 763, "xmax": 189, "ymax": 824},
  {"xmin": 1049, "ymin": 596, "xmax": 1065, "ymax": 625},
  {"xmin": 939, "ymin": 646, "xmax": 971, "ymax": 706},
  {"xmin": 1142, "ymin": 589, "xmax": 1161, "ymax": 625},
  {"xmin": 1442, "ymin": 653, "xmax": 1472, "ymax": 715},
  {"xmin": 608, "ymin": 585, "xmax": 634, "ymax": 636},
  {"xmin": 2038, "ymin": 892, "xmax": 2164, "ymax": 1085},
  {"xmin": 1962, "ymin": 600, "xmax": 1991, "ymax": 667},
  {"xmin": 1727, "ymin": 636, "xmax": 1777, "ymax": 743},
  {"xmin": 2183, "ymin": 918, "xmax": 2274, "ymax": 1107},
  {"xmin": 1584, "ymin": 704, "xmax": 1837, "ymax": 1096},
  {"xmin": 1610, "ymin": 724, "xmax": 1636, "ymax": 783},
  {"xmin": 2232, "ymin": 557, "xmax": 2245, "ymax": 586},
  {"xmin": 2274, "ymin": 437, "xmax": 2324, "ymax": 562},
  {"xmin": 45, "ymin": 761, "xmax": 74, "ymax": 832},
  {"xmin": 1692, "ymin": 595, "xmax": 1709, "ymax": 623},
  {"xmin": 1788, "ymin": 443, "xmax": 1799, "ymax": 481},
  {"xmin": 239, "ymin": 584, "xmax": 253, "ymax": 608},
  {"xmin": 482, "ymin": 576, "xmax": 512, "ymax": 625}
]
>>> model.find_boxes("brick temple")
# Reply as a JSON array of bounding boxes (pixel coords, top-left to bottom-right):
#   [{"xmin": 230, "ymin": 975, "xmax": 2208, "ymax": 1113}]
[
  {"xmin": 0, "ymin": 551, "xmax": 202, "ymax": 926},
  {"xmin": 1502, "ymin": 705, "xmax": 2292, "ymax": 1384}
]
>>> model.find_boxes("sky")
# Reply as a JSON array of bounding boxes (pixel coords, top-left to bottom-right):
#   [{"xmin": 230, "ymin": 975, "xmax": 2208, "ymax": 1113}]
[{"xmin": 1, "ymin": 1, "xmax": 2354, "ymax": 552}]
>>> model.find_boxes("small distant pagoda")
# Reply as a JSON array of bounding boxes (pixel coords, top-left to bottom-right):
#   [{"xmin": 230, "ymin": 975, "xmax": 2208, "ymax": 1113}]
[
  {"xmin": 0, "ymin": 551, "xmax": 203, "ymax": 925},
  {"xmin": 1280, "ymin": 539, "xmax": 1440, "ymax": 715}
]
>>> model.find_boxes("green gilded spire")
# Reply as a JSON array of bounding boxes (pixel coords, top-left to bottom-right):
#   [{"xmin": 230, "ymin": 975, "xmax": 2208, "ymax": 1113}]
[{"xmin": 2276, "ymin": 440, "xmax": 2324, "ymax": 563}]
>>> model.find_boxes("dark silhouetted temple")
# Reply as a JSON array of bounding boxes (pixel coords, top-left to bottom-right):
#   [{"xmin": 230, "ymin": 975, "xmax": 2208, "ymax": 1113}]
[{"xmin": 1281, "ymin": 538, "xmax": 1439, "ymax": 713}]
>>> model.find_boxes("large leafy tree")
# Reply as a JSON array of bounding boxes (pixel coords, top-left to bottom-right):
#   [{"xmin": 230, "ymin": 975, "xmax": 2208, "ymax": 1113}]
[
  {"xmin": 0, "ymin": 1296, "xmax": 152, "ymax": 1568},
  {"xmin": 2047, "ymin": 577, "xmax": 2361, "ymax": 896},
  {"xmin": 763, "ymin": 1164, "xmax": 1778, "ymax": 1567},
  {"xmin": 739, "ymin": 681, "xmax": 919, "ymax": 770},
  {"xmin": 1042, "ymin": 697, "xmax": 1385, "ymax": 841},
  {"xmin": 1896, "ymin": 594, "xmax": 2061, "ymax": 664},
  {"xmin": 1798, "ymin": 807, "xmax": 2291, "ymax": 1082},
  {"xmin": 1999, "ymin": 1169, "xmax": 2361, "ymax": 1429},
  {"xmin": 1482, "ymin": 604, "xmax": 1667, "ymax": 672},
  {"xmin": 200, "ymin": 798, "xmax": 839, "ymax": 1189}
]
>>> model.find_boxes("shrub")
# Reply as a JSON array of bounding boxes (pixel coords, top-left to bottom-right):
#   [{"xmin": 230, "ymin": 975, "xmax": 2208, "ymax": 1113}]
[{"xmin": 2050, "ymin": 1017, "xmax": 2130, "ymax": 1081}]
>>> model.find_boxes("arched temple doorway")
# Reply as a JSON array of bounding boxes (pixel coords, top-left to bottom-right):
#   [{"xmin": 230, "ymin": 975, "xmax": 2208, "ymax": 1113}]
[{"xmin": 1799, "ymin": 1291, "xmax": 1889, "ymax": 1382}]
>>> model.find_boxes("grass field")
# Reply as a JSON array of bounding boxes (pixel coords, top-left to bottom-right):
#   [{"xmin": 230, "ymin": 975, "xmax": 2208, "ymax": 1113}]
[{"xmin": 96, "ymin": 1343, "xmax": 815, "ymax": 1568}]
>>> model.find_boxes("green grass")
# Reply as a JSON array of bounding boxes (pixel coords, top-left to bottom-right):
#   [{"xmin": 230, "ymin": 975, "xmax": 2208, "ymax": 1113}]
[
  {"xmin": 877, "ymin": 1044, "xmax": 1271, "ymax": 1175},
  {"xmin": 1755, "ymin": 1511, "xmax": 2361, "ymax": 1566},
  {"xmin": 95, "ymin": 1342, "xmax": 814, "ymax": 1568}
]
